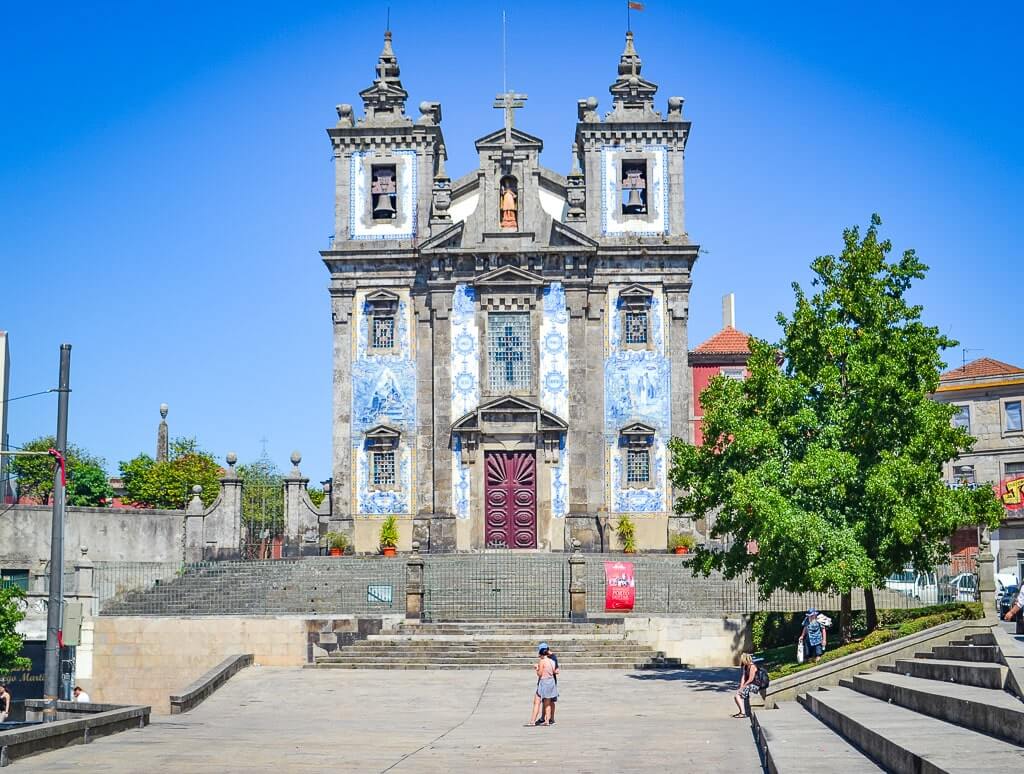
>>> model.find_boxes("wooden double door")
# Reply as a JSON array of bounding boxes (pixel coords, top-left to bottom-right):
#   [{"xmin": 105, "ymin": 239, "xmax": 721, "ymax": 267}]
[{"xmin": 484, "ymin": 451, "xmax": 537, "ymax": 549}]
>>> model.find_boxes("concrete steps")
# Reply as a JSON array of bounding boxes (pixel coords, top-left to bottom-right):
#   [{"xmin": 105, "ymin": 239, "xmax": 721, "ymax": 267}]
[{"xmin": 754, "ymin": 630, "xmax": 1024, "ymax": 773}]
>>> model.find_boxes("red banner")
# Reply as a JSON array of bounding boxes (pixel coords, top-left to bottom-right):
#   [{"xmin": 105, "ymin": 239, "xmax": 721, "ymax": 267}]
[{"xmin": 604, "ymin": 561, "xmax": 636, "ymax": 612}]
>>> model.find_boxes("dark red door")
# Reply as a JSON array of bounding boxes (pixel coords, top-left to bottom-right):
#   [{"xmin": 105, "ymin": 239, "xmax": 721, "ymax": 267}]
[{"xmin": 484, "ymin": 451, "xmax": 537, "ymax": 548}]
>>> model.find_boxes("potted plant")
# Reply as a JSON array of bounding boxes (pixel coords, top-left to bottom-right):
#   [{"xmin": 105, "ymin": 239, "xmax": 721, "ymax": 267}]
[
  {"xmin": 616, "ymin": 515, "xmax": 637, "ymax": 554},
  {"xmin": 669, "ymin": 533, "xmax": 696, "ymax": 555},
  {"xmin": 325, "ymin": 531, "xmax": 348, "ymax": 557},
  {"xmin": 379, "ymin": 515, "xmax": 399, "ymax": 557}
]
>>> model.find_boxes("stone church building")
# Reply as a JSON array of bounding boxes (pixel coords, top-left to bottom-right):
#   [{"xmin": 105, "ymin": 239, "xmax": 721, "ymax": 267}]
[{"xmin": 324, "ymin": 31, "xmax": 699, "ymax": 552}]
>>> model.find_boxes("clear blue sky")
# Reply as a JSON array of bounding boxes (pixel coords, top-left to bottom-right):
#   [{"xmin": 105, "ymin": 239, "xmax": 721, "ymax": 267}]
[{"xmin": 2, "ymin": 1, "xmax": 1021, "ymax": 483}]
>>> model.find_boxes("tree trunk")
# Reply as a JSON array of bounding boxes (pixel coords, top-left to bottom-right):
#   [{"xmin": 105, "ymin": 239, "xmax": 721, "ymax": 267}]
[
  {"xmin": 840, "ymin": 592, "xmax": 853, "ymax": 644},
  {"xmin": 864, "ymin": 587, "xmax": 878, "ymax": 634}
]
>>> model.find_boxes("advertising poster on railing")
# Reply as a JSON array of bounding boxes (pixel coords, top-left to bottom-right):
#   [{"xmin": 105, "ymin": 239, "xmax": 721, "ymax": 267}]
[{"xmin": 604, "ymin": 561, "xmax": 635, "ymax": 612}]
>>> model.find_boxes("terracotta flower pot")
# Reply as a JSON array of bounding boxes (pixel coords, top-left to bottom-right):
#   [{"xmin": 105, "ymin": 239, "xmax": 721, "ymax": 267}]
[
  {"xmin": 329, "ymin": 547, "xmax": 343, "ymax": 557},
  {"xmin": 382, "ymin": 546, "xmax": 397, "ymax": 557},
  {"xmin": 674, "ymin": 546, "xmax": 689, "ymax": 555}
]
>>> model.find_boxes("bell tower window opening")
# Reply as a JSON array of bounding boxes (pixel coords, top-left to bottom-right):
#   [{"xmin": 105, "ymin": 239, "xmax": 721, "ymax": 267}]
[
  {"xmin": 371, "ymin": 164, "xmax": 398, "ymax": 220},
  {"xmin": 626, "ymin": 448, "xmax": 651, "ymax": 484},
  {"xmin": 621, "ymin": 160, "xmax": 647, "ymax": 215},
  {"xmin": 487, "ymin": 312, "xmax": 532, "ymax": 393},
  {"xmin": 372, "ymin": 450, "xmax": 396, "ymax": 488},
  {"xmin": 624, "ymin": 311, "xmax": 648, "ymax": 345}
]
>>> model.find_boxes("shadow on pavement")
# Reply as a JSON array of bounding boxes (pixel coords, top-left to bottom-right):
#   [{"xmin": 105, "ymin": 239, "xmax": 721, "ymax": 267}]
[{"xmin": 626, "ymin": 667, "xmax": 737, "ymax": 692}]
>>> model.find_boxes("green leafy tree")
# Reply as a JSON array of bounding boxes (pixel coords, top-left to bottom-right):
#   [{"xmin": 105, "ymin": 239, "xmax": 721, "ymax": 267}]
[
  {"xmin": 10, "ymin": 436, "xmax": 112, "ymax": 506},
  {"xmin": 119, "ymin": 437, "xmax": 221, "ymax": 509},
  {"xmin": 0, "ymin": 586, "xmax": 31, "ymax": 674},
  {"xmin": 238, "ymin": 453, "xmax": 284, "ymax": 534},
  {"xmin": 671, "ymin": 216, "xmax": 1003, "ymax": 639},
  {"xmin": 307, "ymin": 487, "xmax": 326, "ymax": 508}
]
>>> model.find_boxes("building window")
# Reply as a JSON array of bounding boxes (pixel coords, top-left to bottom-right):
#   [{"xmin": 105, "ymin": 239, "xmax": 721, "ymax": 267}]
[
  {"xmin": 487, "ymin": 313, "xmax": 532, "ymax": 392},
  {"xmin": 953, "ymin": 465, "xmax": 976, "ymax": 486},
  {"xmin": 0, "ymin": 569, "xmax": 29, "ymax": 592},
  {"xmin": 371, "ymin": 165, "xmax": 397, "ymax": 220},
  {"xmin": 372, "ymin": 450, "xmax": 396, "ymax": 488},
  {"xmin": 721, "ymin": 367, "xmax": 745, "ymax": 380},
  {"xmin": 371, "ymin": 315, "xmax": 395, "ymax": 350},
  {"xmin": 1006, "ymin": 461, "xmax": 1024, "ymax": 479},
  {"xmin": 1005, "ymin": 401, "xmax": 1023, "ymax": 433},
  {"xmin": 626, "ymin": 449, "xmax": 650, "ymax": 484},
  {"xmin": 621, "ymin": 160, "xmax": 648, "ymax": 215},
  {"xmin": 624, "ymin": 311, "xmax": 648, "ymax": 345},
  {"xmin": 952, "ymin": 405, "xmax": 971, "ymax": 434}
]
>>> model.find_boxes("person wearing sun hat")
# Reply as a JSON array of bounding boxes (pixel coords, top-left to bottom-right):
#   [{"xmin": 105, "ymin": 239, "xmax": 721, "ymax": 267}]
[
  {"xmin": 528, "ymin": 642, "xmax": 559, "ymax": 726},
  {"xmin": 798, "ymin": 608, "xmax": 827, "ymax": 663}
]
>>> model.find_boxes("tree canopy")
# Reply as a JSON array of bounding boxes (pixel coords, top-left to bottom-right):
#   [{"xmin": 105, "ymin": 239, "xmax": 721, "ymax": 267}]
[
  {"xmin": 671, "ymin": 215, "xmax": 1003, "ymax": 600},
  {"xmin": 238, "ymin": 454, "xmax": 284, "ymax": 532},
  {"xmin": 0, "ymin": 586, "xmax": 31, "ymax": 674},
  {"xmin": 9, "ymin": 436, "xmax": 113, "ymax": 506},
  {"xmin": 119, "ymin": 437, "xmax": 221, "ymax": 509}
]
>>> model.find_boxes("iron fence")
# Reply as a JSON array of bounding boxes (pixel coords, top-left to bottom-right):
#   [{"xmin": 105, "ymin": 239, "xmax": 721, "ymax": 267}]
[{"xmin": 424, "ymin": 552, "xmax": 567, "ymax": 621}]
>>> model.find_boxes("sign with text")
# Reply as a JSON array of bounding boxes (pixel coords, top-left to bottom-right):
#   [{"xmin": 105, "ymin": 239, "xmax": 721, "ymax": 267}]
[{"xmin": 604, "ymin": 561, "xmax": 636, "ymax": 612}]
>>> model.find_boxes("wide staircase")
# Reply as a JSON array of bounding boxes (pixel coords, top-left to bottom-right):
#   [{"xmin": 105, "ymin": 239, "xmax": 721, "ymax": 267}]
[
  {"xmin": 754, "ymin": 630, "xmax": 1024, "ymax": 772},
  {"xmin": 310, "ymin": 619, "xmax": 685, "ymax": 670}
]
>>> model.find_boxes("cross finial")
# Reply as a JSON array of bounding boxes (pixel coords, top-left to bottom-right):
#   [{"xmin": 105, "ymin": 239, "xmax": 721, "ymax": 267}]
[{"xmin": 493, "ymin": 91, "xmax": 527, "ymax": 144}]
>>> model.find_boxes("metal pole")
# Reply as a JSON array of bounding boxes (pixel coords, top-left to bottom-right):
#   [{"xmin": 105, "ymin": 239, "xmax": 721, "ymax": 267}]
[{"xmin": 43, "ymin": 344, "xmax": 71, "ymax": 721}]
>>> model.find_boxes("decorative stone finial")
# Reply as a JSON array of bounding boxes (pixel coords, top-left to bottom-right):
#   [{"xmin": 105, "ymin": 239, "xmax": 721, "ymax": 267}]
[
  {"xmin": 335, "ymin": 103, "xmax": 354, "ymax": 128},
  {"xmin": 607, "ymin": 31, "xmax": 660, "ymax": 121},
  {"xmin": 359, "ymin": 30, "xmax": 410, "ymax": 125},
  {"xmin": 411, "ymin": 540, "xmax": 420, "ymax": 554},
  {"xmin": 290, "ymin": 450, "xmax": 301, "ymax": 467},
  {"xmin": 226, "ymin": 451, "xmax": 237, "ymax": 466},
  {"xmin": 192, "ymin": 485, "xmax": 202, "ymax": 495},
  {"xmin": 80, "ymin": 546, "xmax": 89, "ymax": 557},
  {"xmin": 159, "ymin": 403, "xmax": 168, "ymax": 419}
]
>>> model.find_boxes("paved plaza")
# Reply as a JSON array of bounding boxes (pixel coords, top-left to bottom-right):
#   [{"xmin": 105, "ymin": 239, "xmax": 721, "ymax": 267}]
[{"xmin": 18, "ymin": 667, "xmax": 762, "ymax": 772}]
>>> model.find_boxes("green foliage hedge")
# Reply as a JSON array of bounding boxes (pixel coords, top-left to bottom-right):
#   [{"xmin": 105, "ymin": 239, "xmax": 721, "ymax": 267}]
[{"xmin": 758, "ymin": 602, "xmax": 983, "ymax": 680}]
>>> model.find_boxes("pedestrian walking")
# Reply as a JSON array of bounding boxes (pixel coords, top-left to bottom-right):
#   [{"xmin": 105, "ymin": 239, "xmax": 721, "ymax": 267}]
[
  {"xmin": 732, "ymin": 653, "xmax": 757, "ymax": 718},
  {"xmin": 798, "ymin": 608, "xmax": 827, "ymax": 663},
  {"xmin": 528, "ymin": 643, "xmax": 559, "ymax": 726}
]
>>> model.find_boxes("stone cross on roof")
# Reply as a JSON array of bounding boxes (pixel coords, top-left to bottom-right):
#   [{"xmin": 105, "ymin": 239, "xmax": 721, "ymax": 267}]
[{"xmin": 493, "ymin": 91, "xmax": 527, "ymax": 144}]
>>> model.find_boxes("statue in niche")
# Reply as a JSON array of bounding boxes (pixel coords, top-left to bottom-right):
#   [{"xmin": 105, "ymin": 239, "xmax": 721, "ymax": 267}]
[{"xmin": 500, "ymin": 177, "xmax": 518, "ymax": 230}]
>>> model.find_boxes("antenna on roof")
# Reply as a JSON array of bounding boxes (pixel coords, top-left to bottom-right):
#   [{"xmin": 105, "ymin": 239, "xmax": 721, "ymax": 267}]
[
  {"xmin": 501, "ymin": 10, "xmax": 508, "ymax": 94},
  {"xmin": 962, "ymin": 348, "xmax": 983, "ymax": 370},
  {"xmin": 386, "ymin": 6, "xmax": 390, "ymax": 32}
]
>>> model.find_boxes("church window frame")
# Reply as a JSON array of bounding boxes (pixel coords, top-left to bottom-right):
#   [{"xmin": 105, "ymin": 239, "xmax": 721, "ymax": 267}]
[
  {"xmin": 370, "ymin": 163, "xmax": 398, "ymax": 221},
  {"xmin": 626, "ymin": 448, "xmax": 651, "ymax": 485},
  {"xmin": 619, "ymin": 422, "xmax": 656, "ymax": 490},
  {"xmin": 486, "ymin": 312, "xmax": 533, "ymax": 394},
  {"xmin": 618, "ymin": 285, "xmax": 654, "ymax": 352},
  {"xmin": 620, "ymin": 158, "xmax": 649, "ymax": 217},
  {"xmin": 364, "ymin": 425, "xmax": 401, "ymax": 492},
  {"xmin": 364, "ymin": 290, "xmax": 400, "ymax": 354}
]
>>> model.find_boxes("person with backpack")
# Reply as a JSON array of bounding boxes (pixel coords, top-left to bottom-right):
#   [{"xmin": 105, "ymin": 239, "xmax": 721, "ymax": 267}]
[
  {"xmin": 799, "ymin": 608, "xmax": 827, "ymax": 663},
  {"xmin": 732, "ymin": 653, "xmax": 759, "ymax": 718}
]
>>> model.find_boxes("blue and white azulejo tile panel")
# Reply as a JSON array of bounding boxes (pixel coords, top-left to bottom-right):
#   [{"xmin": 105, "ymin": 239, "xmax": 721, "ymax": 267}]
[
  {"xmin": 450, "ymin": 284, "xmax": 479, "ymax": 520},
  {"xmin": 604, "ymin": 285, "xmax": 670, "ymax": 513},
  {"xmin": 540, "ymin": 282, "xmax": 570, "ymax": 518},
  {"xmin": 350, "ymin": 289, "xmax": 415, "ymax": 515},
  {"xmin": 349, "ymin": 149, "xmax": 417, "ymax": 241},
  {"xmin": 599, "ymin": 144, "xmax": 670, "ymax": 238}
]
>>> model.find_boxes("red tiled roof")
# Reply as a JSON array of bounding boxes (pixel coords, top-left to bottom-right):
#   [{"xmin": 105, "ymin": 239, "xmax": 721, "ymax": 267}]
[
  {"xmin": 940, "ymin": 357, "xmax": 1024, "ymax": 382},
  {"xmin": 691, "ymin": 326, "xmax": 752, "ymax": 355}
]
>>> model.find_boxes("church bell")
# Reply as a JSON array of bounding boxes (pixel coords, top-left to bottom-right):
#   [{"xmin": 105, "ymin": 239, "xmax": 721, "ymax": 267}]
[
  {"xmin": 373, "ymin": 193, "xmax": 396, "ymax": 218},
  {"xmin": 624, "ymin": 187, "xmax": 645, "ymax": 213}
]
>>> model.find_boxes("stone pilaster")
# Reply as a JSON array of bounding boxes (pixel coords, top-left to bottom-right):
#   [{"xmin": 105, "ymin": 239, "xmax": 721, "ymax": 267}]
[
  {"xmin": 430, "ymin": 290, "xmax": 453, "ymax": 517},
  {"xmin": 414, "ymin": 292, "xmax": 435, "ymax": 515},
  {"xmin": 331, "ymin": 291, "xmax": 355, "ymax": 520},
  {"xmin": 405, "ymin": 543, "xmax": 424, "ymax": 620},
  {"xmin": 568, "ymin": 544, "xmax": 587, "ymax": 621},
  {"xmin": 283, "ymin": 451, "xmax": 319, "ymax": 544}
]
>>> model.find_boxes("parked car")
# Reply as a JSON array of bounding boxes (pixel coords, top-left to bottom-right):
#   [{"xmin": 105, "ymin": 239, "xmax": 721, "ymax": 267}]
[
  {"xmin": 885, "ymin": 569, "xmax": 917, "ymax": 596},
  {"xmin": 914, "ymin": 572, "xmax": 939, "ymax": 603},
  {"xmin": 942, "ymin": 573, "xmax": 978, "ymax": 603},
  {"xmin": 998, "ymin": 584, "xmax": 1020, "ymax": 619}
]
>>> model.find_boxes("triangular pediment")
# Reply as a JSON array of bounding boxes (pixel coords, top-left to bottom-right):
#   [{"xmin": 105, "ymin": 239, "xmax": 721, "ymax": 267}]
[
  {"xmin": 619, "ymin": 284, "xmax": 655, "ymax": 302},
  {"xmin": 418, "ymin": 221, "xmax": 464, "ymax": 252},
  {"xmin": 365, "ymin": 289, "xmax": 400, "ymax": 304},
  {"xmin": 551, "ymin": 220, "xmax": 598, "ymax": 249},
  {"xmin": 450, "ymin": 395, "xmax": 568, "ymax": 442},
  {"xmin": 620, "ymin": 421, "xmax": 656, "ymax": 437},
  {"xmin": 471, "ymin": 265, "xmax": 545, "ymax": 289},
  {"xmin": 365, "ymin": 424, "xmax": 402, "ymax": 440},
  {"xmin": 474, "ymin": 127, "xmax": 544, "ymax": 151}
]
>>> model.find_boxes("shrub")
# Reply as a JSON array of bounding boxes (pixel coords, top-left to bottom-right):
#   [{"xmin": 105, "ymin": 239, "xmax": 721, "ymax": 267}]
[
  {"xmin": 379, "ymin": 515, "xmax": 399, "ymax": 549},
  {"xmin": 616, "ymin": 516, "xmax": 637, "ymax": 552}
]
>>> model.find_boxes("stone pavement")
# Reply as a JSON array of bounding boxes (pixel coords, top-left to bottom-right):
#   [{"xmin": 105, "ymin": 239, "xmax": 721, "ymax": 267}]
[{"xmin": 17, "ymin": 667, "xmax": 763, "ymax": 773}]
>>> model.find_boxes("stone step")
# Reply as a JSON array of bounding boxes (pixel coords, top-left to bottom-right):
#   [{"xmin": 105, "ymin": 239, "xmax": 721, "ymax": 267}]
[
  {"xmin": 800, "ymin": 686, "xmax": 1024, "ymax": 773},
  {"xmin": 753, "ymin": 702, "xmax": 883, "ymax": 773},
  {"xmin": 365, "ymin": 634, "xmax": 630, "ymax": 643},
  {"xmin": 878, "ymin": 658, "xmax": 1007, "ymax": 690},
  {"xmin": 339, "ymin": 645, "xmax": 644, "ymax": 654},
  {"xmin": 306, "ymin": 661, "xmax": 675, "ymax": 670},
  {"xmin": 845, "ymin": 672, "xmax": 1024, "ymax": 746},
  {"xmin": 926, "ymin": 645, "xmax": 1002, "ymax": 662}
]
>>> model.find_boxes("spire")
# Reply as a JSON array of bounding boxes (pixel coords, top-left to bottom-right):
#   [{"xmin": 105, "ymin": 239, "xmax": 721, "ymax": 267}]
[
  {"xmin": 359, "ymin": 30, "xmax": 410, "ymax": 126},
  {"xmin": 607, "ymin": 31, "xmax": 659, "ymax": 122}
]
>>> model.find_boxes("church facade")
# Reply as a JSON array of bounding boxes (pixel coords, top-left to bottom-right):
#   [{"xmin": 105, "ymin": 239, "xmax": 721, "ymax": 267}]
[{"xmin": 323, "ymin": 32, "xmax": 699, "ymax": 552}]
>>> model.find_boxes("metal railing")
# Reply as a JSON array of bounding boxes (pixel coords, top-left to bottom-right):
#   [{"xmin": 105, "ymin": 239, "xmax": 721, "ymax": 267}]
[{"xmin": 423, "ymin": 553, "xmax": 567, "ymax": 620}]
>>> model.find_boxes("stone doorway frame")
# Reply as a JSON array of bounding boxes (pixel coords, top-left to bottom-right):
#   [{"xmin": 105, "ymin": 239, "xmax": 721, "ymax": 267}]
[{"xmin": 450, "ymin": 396, "xmax": 567, "ymax": 550}]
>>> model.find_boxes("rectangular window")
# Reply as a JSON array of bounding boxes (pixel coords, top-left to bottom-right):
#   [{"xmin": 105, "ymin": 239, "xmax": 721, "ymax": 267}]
[
  {"xmin": 721, "ymin": 367, "xmax": 745, "ymax": 380},
  {"xmin": 1005, "ymin": 400, "xmax": 1023, "ymax": 433},
  {"xmin": 626, "ymin": 449, "xmax": 651, "ymax": 484},
  {"xmin": 487, "ymin": 313, "xmax": 532, "ymax": 392},
  {"xmin": 624, "ymin": 311, "xmax": 648, "ymax": 345},
  {"xmin": 1006, "ymin": 461, "xmax": 1024, "ymax": 478},
  {"xmin": 372, "ymin": 451, "xmax": 396, "ymax": 487},
  {"xmin": 953, "ymin": 465, "xmax": 976, "ymax": 485},
  {"xmin": 371, "ymin": 315, "xmax": 395, "ymax": 350},
  {"xmin": 0, "ymin": 569, "xmax": 29, "ymax": 592},
  {"xmin": 952, "ymin": 405, "xmax": 971, "ymax": 433}
]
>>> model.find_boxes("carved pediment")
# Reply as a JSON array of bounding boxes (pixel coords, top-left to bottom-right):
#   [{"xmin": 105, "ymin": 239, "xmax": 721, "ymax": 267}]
[
  {"xmin": 450, "ymin": 396, "xmax": 567, "ymax": 464},
  {"xmin": 620, "ymin": 421, "xmax": 656, "ymax": 437},
  {"xmin": 474, "ymin": 127, "xmax": 544, "ymax": 152},
  {"xmin": 418, "ymin": 221, "xmax": 464, "ymax": 251},
  {"xmin": 550, "ymin": 220, "xmax": 598, "ymax": 249},
  {"xmin": 470, "ymin": 265, "xmax": 545, "ymax": 289},
  {"xmin": 364, "ymin": 289, "xmax": 400, "ymax": 312},
  {"xmin": 619, "ymin": 284, "xmax": 655, "ymax": 306},
  {"xmin": 364, "ymin": 424, "xmax": 401, "ymax": 449}
]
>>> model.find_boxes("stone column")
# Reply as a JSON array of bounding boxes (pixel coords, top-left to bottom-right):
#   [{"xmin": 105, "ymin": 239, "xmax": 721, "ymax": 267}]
[
  {"xmin": 405, "ymin": 542, "xmax": 425, "ymax": 620},
  {"xmin": 978, "ymin": 527, "xmax": 997, "ymax": 618},
  {"xmin": 429, "ymin": 290, "xmax": 456, "ymax": 551},
  {"xmin": 665, "ymin": 288, "xmax": 691, "ymax": 537},
  {"xmin": 414, "ymin": 292, "xmax": 436, "ymax": 545},
  {"xmin": 210, "ymin": 453, "xmax": 243, "ymax": 559},
  {"xmin": 330, "ymin": 290, "xmax": 355, "ymax": 523},
  {"xmin": 283, "ymin": 450, "xmax": 313, "ymax": 541},
  {"xmin": 184, "ymin": 485, "xmax": 207, "ymax": 563},
  {"xmin": 568, "ymin": 542, "xmax": 587, "ymax": 622}
]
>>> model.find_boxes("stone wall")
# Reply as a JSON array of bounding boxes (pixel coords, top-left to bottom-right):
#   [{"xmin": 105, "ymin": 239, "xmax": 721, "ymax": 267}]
[
  {"xmin": 620, "ymin": 615, "xmax": 753, "ymax": 668},
  {"xmin": 0, "ymin": 505, "xmax": 183, "ymax": 567},
  {"xmin": 86, "ymin": 616, "xmax": 310, "ymax": 714}
]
